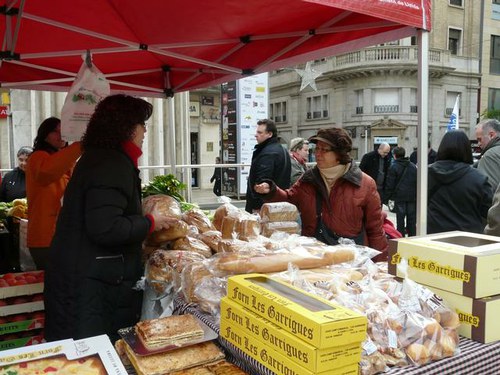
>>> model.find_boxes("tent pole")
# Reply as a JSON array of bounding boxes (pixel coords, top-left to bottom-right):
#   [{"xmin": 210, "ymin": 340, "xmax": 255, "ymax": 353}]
[
  {"xmin": 416, "ymin": 29, "xmax": 429, "ymax": 236},
  {"xmin": 168, "ymin": 96, "xmax": 177, "ymax": 177}
]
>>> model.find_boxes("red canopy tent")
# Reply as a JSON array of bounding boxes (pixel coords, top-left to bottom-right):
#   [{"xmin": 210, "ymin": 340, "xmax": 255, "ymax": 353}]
[
  {"xmin": 0, "ymin": 0, "xmax": 432, "ymax": 234},
  {"xmin": 0, "ymin": 0, "xmax": 430, "ymax": 96}
]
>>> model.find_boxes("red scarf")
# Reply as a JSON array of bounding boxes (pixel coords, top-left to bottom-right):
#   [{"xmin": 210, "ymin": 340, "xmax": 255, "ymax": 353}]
[
  {"xmin": 291, "ymin": 151, "xmax": 307, "ymax": 165},
  {"xmin": 121, "ymin": 140, "xmax": 142, "ymax": 168}
]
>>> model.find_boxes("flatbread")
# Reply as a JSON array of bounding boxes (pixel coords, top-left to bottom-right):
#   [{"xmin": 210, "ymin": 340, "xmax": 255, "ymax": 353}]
[
  {"xmin": 0, "ymin": 354, "xmax": 106, "ymax": 375},
  {"xmin": 124, "ymin": 340, "xmax": 225, "ymax": 375},
  {"xmin": 136, "ymin": 314, "xmax": 204, "ymax": 349}
]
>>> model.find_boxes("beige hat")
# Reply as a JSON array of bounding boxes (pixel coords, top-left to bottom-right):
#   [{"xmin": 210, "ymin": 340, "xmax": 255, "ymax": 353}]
[{"xmin": 290, "ymin": 137, "xmax": 308, "ymax": 152}]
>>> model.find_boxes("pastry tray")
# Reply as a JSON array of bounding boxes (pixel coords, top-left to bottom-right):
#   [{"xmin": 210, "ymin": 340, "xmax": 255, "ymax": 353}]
[{"xmin": 118, "ymin": 316, "xmax": 218, "ymax": 356}]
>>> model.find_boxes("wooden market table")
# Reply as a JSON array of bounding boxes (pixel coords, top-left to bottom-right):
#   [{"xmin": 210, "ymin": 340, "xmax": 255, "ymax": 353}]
[{"xmin": 172, "ymin": 297, "xmax": 500, "ymax": 375}]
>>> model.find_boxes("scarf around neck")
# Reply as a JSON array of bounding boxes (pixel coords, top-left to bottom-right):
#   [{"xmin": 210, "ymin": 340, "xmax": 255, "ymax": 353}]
[
  {"xmin": 318, "ymin": 164, "xmax": 349, "ymax": 195},
  {"xmin": 121, "ymin": 140, "xmax": 143, "ymax": 168}
]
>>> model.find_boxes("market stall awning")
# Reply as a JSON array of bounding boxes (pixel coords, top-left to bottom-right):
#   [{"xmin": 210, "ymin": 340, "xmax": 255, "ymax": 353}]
[{"xmin": 0, "ymin": 0, "xmax": 431, "ymax": 97}]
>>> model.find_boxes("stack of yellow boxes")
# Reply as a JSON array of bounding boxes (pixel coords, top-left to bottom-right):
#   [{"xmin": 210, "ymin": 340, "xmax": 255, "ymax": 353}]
[
  {"xmin": 388, "ymin": 231, "xmax": 500, "ymax": 343},
  {"xmin": 220, "ymin": 274, "xmax": 367, "ymax": 375}
]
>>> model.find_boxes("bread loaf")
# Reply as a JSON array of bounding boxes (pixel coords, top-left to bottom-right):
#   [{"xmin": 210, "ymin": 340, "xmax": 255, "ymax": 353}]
[
  {"xmin": 182, "ymin": 208, "xmax": 215, "ymax": 233},
  {"xmin": 216, "ymin": 248, "xmax": 354, "ymax": 274},
  {"xmin": 261, "ymin": 221, "xmax": 300, "ymax": 237},
  {"xmin": 213, "ymin": 203, "xmax": 240, "ymax": 230},
  {"xmin": 172, "ymin": 236, "xmax": 212, "ymax": 258},
  {"xmin": 196, "ymin": 230, "xmax": 222, "ymax": 252},
  {"xmin": 142, "ymin": 194, "xmax": 182, "ymax": 218},
  {"xmin": 260, "ymin": 202, "xmax": 299, "ymax": 222},
  {"xmin": 150, "ymin": 219, "xmax": 190, "ymax": 243}
]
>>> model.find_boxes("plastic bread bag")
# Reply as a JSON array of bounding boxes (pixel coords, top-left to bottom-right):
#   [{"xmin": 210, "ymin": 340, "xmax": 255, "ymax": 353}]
[
  {"xmin": 216, "ymin": 238, "xmax": 267, "ymax": 254},
  {"xmin": 212, "ymin": 246, "xmax": 355, "ymax": 274},
  {"xmin": 146, "ymin": 249, "xmax": 206, "ymax": 296},
  {"xmin": 360, "ymin": 336, "xmax": 388, "ymax": 375},
  {"xmin": 194, "ymin": 229, "xmax": 222, "ymax": 252},
  {"xmin": 213, "ymin": 202, "xmax": 241, "ymax": 230},
  {"xmin": 171, "ymin": 236, "xmax": 213, "ymax": 258},
  {"xmin": 269, "ymin": 264, "xmax": 334, "ymax": 301},
  {"xmin": 259, "ymin": 202, "xmax": 299, "ymax": 222},
  {"xmin": 182, "ymin": 208, "xmax": 216, "ymax": 233},
  {"xmin": 261, "ymin": 220, "xmax": 300, "ymax": 237}
]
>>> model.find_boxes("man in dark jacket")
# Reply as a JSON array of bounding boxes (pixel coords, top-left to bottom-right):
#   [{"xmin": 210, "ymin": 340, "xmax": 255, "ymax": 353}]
[
  {"xmin": 0, "ymin": 146, "xmax": 32, "ymax": 202},
  {"xmin": 245, "ymin": 119, "xmax": 291, "ymax": 213},
  {"xmin": 359, "ymin": 143, "xmax": 391, "ymax": 202},
  {"xmin": 385, "ymin": 146, "xmax": 417, "ymax": 236}
]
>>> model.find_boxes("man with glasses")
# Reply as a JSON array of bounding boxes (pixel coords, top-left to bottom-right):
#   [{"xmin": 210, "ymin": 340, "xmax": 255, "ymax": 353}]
[
  {"xmin": 245, "ymin": 119, "xmax": 291, "ymax": 213},
  {"xmin": 359, "ymin": 142, "xmax": 391, "ymax": 203}
]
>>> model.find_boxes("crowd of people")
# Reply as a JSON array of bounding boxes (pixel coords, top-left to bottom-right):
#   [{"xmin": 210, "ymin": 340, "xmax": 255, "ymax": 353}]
[{"xmin": 1, "ymin": 100, "xmax": 500, "ymax": 344}]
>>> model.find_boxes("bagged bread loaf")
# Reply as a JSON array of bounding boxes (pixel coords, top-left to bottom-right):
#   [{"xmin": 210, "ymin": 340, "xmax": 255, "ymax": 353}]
[
  {"xmin": 261, "ymin": 221, "xmax": 300, "ymax": 237},
  {"xmin": 213, "ymin": 203, "xmax": 240, "ymax": 230},
  {"xmin": 195, "ymin": 230, "xmax": 222, "ymax": 252},
  {"xmin": 182, "ymin": 208, "xmax": 215, "ymax": 233},
  {"xmin": 172, "ymin": 236, "xmax": 213, "ymax": 258},
  {"xmin": 146, "ymin": 250, "xmax": 205, "ymax": 294},
  {"xmin": 260, "ymin": 202, "xmax": 299, "ymax": 222},
  {"xmin": 150, "ymin": 219, "xmax": 190, "ymax": 243},
  {"xmin": 215, "ymin": 248, "xmax": 354, "ymax": 274},
  {"xmin": 142, "ymin": 194, "xmax": 182, "ymax": 218}
]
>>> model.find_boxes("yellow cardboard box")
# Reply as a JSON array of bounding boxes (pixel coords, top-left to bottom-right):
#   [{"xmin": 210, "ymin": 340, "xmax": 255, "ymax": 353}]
[
  {"xmin": 426, "ymin": 285, "xmax": 500, "ymax": 344},
  {"xmin": 219, "ymin": 321, "xmax": 359, "ymax": 375},
  {"xmin": 226, "ymin": 274, "xmax": 367, "ymax": 348},
  {"xmin": 220, "ymin": 297, "xmax": 362, "ymax": 372},
  {"xmin": 388, "ymin": 231, "xmax": 500, "ymax": 298}
]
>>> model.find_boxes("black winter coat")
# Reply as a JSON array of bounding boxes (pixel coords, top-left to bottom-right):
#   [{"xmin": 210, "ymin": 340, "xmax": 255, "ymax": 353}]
[
  {"xmin": 245, "ymin": 137, "xmax": 291, "ymax": 212},
  {"xmin": 359, "ymin": 150, "xmax": 391, "ymax": 190},
  {"xmin": 384, "ymin": 158, "xmax": 417, "ymax": 202},
  {"xmin": 0, "ymin": 167, "xmax": 26, "ymax": 202},
  {"xmin": 44, "ymin": 148, "xmax": 150, "ymax": 343},
  {"xmin": 427, "ymin": 160, "xmax": 493, "ymax": 234}
]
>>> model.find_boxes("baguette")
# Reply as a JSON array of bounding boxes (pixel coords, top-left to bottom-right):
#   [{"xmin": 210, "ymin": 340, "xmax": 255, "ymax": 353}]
[{"xmin": 216, "ymin": 249, "xmax": 354, "ymax": 273}]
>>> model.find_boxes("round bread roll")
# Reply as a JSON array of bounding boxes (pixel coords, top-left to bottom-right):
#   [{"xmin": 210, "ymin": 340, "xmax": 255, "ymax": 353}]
[
  {"xmin": 439, "ymin": 310, "xmax": 460, "ymax": 329},
  {"xmin": 406, "ymin": 343, "xmax": 430, "ymax": 365},
  {"xmin": 424, "ymin": 320, "xmax": 442, "ymax": 339}
]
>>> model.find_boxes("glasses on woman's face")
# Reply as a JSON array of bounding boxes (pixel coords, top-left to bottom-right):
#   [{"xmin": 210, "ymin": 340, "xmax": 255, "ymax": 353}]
[{"xmin": 314, "ymin": 146, "xmax": 333, "ymax": 154}]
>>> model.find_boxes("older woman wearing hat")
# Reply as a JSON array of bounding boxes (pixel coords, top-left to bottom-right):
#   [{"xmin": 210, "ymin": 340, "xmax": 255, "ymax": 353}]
[
  {"xmin": 289, "ymin": 137, "xmax": 310, "ymax": 184},
  {"xmin": 254, "ymin": 127, "xmax": 388, "ymax": 256}
]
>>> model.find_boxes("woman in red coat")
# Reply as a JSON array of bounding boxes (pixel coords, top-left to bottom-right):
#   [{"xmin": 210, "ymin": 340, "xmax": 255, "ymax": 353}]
[{"xmin": 254, "ymin": 127, "xmax": 387, "ymax": 255}]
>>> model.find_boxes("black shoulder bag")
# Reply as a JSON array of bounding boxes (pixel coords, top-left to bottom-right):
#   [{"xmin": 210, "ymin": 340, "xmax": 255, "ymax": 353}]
[{"xmin": 315, "ymin": 191, "xmax": 364, "ymax": 245}]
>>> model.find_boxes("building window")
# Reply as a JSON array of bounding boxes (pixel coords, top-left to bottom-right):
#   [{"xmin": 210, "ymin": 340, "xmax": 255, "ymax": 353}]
[
  {"xmin": 449, "ymin": 0, "xmax": 463, "ymax": 6},
  {"xmin": 445, "ymin": 91, "xmax": 461, "ymax": 117},
  {"xmin": 488, "ymin": 88, "xmax": 500, "ymax": 110},
  {"xmin": 373, "ymin": 88, "xmax": 399, "ymax": 113},
  {"xmin": 306, "ymin": 94, "xmax": 329, "ymax": 120},
  {"xmin": 355, "ymin": 90, "xmax": 363, "ymax": 114},
  {"xmin": 448, "ymin": 28, "xmax": 461, "ymax": 55},
  {"xmin": 491, "ymin": 35, "xmax": 500, "ymax": 74},
  {"xmin": 269, "ymin": 101, "xmax": 287, "ymax": 123}
]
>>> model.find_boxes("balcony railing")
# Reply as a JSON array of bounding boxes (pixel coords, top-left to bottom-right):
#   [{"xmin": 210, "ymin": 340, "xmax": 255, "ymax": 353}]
[
  {"xmin": 333, "ymin": 46, "xmax": 447, "ymax": 68},
  {"xmin": 374, "ymin": 105, "xmax": 399, "ymax": 113}
]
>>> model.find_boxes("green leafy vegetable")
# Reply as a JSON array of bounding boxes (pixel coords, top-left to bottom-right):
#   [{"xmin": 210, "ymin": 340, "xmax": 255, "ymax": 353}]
[{"xmin": 142, "ymin": 174, "xmax": 187, "ymax": 202}]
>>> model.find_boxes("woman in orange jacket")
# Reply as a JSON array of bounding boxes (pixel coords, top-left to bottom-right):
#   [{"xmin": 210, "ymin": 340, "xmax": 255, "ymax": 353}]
[{"xmin": 26, "ymin": 117, "xmax": 82, "ymax": 270}]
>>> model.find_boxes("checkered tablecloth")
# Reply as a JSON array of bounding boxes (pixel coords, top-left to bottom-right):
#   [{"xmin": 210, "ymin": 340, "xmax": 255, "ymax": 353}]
[{"xmin": 173, "ymin": 296, "xmax": 500, "ymax": 375}]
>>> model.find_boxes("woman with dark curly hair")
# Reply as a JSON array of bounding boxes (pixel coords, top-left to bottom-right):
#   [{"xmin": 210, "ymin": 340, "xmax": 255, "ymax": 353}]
[
  {"xmin": 254, "ymin": 127, "xmax": 388, "ymax": 257},
  {"xmin": 44, "ymin": 94, "xmax": 172, "ymax": 343},
  {"xmin": 26, "ymin": 117, "xmax": 82, "ymax": 270},
  {"xmin": 428, "ymin": 130, "xmax": 493, "ymax": 234}
]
